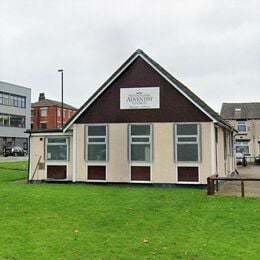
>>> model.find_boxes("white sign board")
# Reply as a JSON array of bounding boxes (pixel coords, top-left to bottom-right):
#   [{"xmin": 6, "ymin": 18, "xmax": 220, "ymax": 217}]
[{"xmin": 120, "ymin": 87, "xmax": 160, "ymax": 109}]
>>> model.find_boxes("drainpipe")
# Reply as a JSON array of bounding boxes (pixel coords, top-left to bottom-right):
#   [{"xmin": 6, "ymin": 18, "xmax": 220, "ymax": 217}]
[{"xmin": 27, "ymin": 132, "xmax": 31, "ymax": 183}]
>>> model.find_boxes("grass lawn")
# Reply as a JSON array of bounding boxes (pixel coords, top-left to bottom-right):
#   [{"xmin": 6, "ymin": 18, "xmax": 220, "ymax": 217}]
[{"xmin": 0, "ymin": 162, "xmax": 260, "ymax": 259}]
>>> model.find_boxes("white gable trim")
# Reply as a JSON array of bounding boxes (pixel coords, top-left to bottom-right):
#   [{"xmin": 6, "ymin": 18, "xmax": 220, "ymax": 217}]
[
  {"xmin": 140, "ymin": 55, "xmax": 216, "ymax": 122},
  {"xmin": 63, "ymin": 54, "xmax": 139, "ymax": 132},
  {"xmin": 64, "ymin": 53, "xmax": 216, "ymax": 132}
]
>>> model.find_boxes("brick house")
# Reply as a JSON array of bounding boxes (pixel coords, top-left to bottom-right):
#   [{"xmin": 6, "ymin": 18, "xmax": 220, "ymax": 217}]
[
  {"xmin": 221, "ymin": 102, "xmax": 260, "ymax": 158},
  {"xmin": 31, "ymin": 93, "xmax": 77, "ymax": 129}
]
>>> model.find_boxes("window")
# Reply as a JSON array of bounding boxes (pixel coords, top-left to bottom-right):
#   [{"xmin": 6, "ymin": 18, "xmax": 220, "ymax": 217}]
[
  {"xmin": 237, "ymin": 120, "xmax": 246, "ymax": 133},
  {"xmin": 40, "ymin": 122, "xmax": 47, "ymax": 129},
  {"xmin": 57, "ymin": 108, "xmax": 61, "ymax": 117},
  {"xmin": 129, "ymin": 125, "xmax": 152, "ymax": 162},
  {"xmin": 3, "ymin": 114, "xmax": 9, "ymax": 126},
  {"xmin": 0, "ymin": 92, "xmax": 26, "ymax": 108},
  {"xmin": 0, "ymin": 113, "xmax": 3, "ymax": 126},
  {"xmin": 3, "ymin": 93, "xmax": 9, "ymax": 105},
  {"xmin": 40, "ymin": 108, "xmax": 47, "ymax": 117},
  {"xmin": 10, "ymin": 115, "xmax": 25, "ymax": 128},
  {"xmin": 46, "ymin": 137, "xmax": 68, "ymax": 161},
  {"xmin": 31, "ymin": 109, "xmax": 34, "ymax": 117},
  {"xmin": 0, "ymin": 113, "xmax": 24, "ymax": 127},
  {"xmin": 63, "ymin": 109, "xmax": 66, "ymax": 118},
  {"xmin": 176, "ymin": 124, "xmax": 200, "ymax": 162},
  {"xmin": 21, "ymin": 97, "xmax": 26, "ymax": 108},
  {"xmin": 235, "ymin": 140, "xmax": 249, "ymax": 154},
  {"xmin": 86, "ymin": 125, "xmax": 107, "ymax": 161}
]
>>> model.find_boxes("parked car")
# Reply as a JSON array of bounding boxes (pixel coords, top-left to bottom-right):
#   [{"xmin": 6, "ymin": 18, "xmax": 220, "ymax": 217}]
[
  {"xmin": 255, "ymin": 155, "xmax": 260, "ymax": 165},
  {"xmin": 3, "ymin": 146, "xmax": 27, "ymax": 157},
  {"xmin": 236, "ymin": 152, "xmax": 247, "ymax": 166}
]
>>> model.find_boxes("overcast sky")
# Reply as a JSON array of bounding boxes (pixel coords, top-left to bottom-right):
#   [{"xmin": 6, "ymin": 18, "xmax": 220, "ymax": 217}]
[{"xmin": 0, "ymin": 0, "xmax": 260, "ymax": 112}]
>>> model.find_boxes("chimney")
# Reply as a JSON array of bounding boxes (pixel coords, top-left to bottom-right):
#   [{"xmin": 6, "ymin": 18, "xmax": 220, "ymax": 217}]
[{"xmin": 39, "ymin": 93, "xmax": 45, "ymax": 102}]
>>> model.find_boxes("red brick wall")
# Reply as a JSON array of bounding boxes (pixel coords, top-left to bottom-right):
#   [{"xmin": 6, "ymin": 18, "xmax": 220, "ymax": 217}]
[{"xmin": 31, "ymin": 106, "xmax": 77, "ymax": 129}]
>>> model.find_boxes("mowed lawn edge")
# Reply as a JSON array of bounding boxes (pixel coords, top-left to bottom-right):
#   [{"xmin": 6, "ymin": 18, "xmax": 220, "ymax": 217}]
[{"xmin": 0, "ymin": 161, "xmax": 260, "ymax": 259}]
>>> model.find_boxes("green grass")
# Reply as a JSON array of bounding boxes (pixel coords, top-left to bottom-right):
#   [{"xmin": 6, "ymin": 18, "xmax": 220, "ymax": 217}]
[{"xmin": 0, "ymin": 162, "xmax": 260, "ymax": 259}]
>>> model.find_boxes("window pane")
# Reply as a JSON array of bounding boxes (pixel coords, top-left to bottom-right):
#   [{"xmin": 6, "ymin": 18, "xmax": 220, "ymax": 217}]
[
  {"xmin": 88, "ymin": 125, "xmax": 106, "ymax": 136},
  {"xmin": 40, "ymin": 123, "xmax": 47, "ymax": 129},
  {"xmin": 3, "ymin": 114, "xmax": 9, "ymax": 126},
  {"xmin": 177, "ymin": 124, "xmax": 197, "ymax": 135},
  {"xmin": 0, "ymin": 113, "xmax": 3, "ymax": 126},
  {"xmin": 47, "ymin": 145, "xmax": 67, "ymax": 160},
  {"xmin": 178, "ymin": 137, "xmax": 197, "ymax": 142},
  {"xmin": 177, "ymin": 144, "xmax": 198, "ymax": 161},
  {"xmin": 88, "ymin": 144, "xmax": 106, "ymax": 161},
  {"xmin": 131, "ymin": 125, "xmax": 150, "ymax": 136},
  {"xmin": 48, "ymin": 138, "xmax": 66, "ymax": 143},
  {"xmin": 89, "ymin": 137, "xmax": 106, "ymax": 142},
  {"xmin": 237, "ymin": 125, "xmax": 246, "ymax": 132},
  {"xmin": 40, "ymin": 108, "xmax": 47, "ymax": 116},
  {"xmin": 132, "ymin": 137, "xmax": 150, "ymax": 142},
  {"xmin": 131, "ymin": 144, "xmax": 150, "ymax": 161},
  {"xmin": 10, "ymin": 115, "xmax": 25, "ymax": 127}
]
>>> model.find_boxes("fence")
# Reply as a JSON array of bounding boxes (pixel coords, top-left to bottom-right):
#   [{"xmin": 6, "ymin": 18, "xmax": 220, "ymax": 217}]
[{"xmin": 207, "ymin": 176, "xmax": 260, "ymax": 197}]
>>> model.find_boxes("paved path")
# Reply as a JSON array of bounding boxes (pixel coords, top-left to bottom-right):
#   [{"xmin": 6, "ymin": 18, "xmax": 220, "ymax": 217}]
[
  {"xmin": 217, "ymin": 165, "xmax": 260, "ymax": 197},
  {"xmin": 0, "ymin": 156, "xmax": 28, "ymax": 163}
]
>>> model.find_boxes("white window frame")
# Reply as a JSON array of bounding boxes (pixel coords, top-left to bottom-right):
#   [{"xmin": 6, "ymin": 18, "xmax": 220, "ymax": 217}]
[
  {"xmin": 129, "ymin": 124, "xmax": 152, "ymax": 163},
  {"xmin": 86, "ymin": 124, "xmax": 108, "ymax": 162},
  {"xmin": 40, "ymin": 107, "xmax": 47, "ymax": 117},
  {"xmin": 46, "ymin": 137, "xmax": 69, "ymax": 161},
  {"xmin": 237, "ymin": 120, "xmax": 247, "ymax": 133},
  {"xmin": 235, "ymin": 140, "xmax": 250, "ymax": 154},
  {"xmin": 175, "ymin": 123, "xmax": 200, "ymax": 163}
]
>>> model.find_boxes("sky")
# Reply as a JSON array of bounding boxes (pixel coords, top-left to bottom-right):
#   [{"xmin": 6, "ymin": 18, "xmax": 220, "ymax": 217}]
[{"xmin": 0, "ymin": 0, "xmax": 260, "ymax": 113}]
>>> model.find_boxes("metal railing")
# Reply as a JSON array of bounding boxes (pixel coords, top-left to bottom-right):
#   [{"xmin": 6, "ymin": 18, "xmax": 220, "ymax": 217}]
[{"xmin": 207, "ymin": 176, "xmax": 260, "ymax": 197}]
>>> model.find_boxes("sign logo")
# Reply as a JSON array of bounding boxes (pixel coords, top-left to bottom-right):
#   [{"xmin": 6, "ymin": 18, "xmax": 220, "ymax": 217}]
[{"xmin": 120, "ymin": 87, "xmax": 160, "ymax": 109}]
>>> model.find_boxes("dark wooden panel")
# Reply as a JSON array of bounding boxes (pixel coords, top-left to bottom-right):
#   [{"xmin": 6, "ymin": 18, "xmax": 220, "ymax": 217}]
[
  {"xmin": 177, "ymin": 167, "xmax": 199, "ymax": 182},
  {"xmin": 47, "ymin": 165, "xmax": 66, "ymax": 179},
  {"xmin": 76, "ymin": 57, "xmax": 211, "ymax": 124},
  {"xmin": 88, "ymin": 166, "xmax": 106, "ymax": 180},
  {"xmin": 131, "ymin": 166, "xmax": 150, "ymax": 181}
]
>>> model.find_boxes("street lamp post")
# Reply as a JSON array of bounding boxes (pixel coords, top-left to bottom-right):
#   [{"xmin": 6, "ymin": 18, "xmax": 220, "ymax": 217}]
[{"xmin": 58, "ymin": 69, "xmax": 64, "ymax": 128}]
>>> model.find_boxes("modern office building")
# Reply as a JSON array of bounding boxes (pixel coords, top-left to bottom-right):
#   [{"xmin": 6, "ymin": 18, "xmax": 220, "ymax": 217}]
[
  {"xmin": 31, "ymin": 93, "xmax": 77, "ymax": 130},
  {"xmin": 0, "ymin": 81, "xmax": 31, "ymax": 153}
]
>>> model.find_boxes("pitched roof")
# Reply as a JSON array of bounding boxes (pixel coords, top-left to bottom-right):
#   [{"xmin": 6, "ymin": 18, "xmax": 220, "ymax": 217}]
[
  {"xmin": 32, "ymin": 99, "xmax": 77, "ymax": 110},
  {"xmin": 63, "ymin": 49, "xmax": 232, "ymax": 131},
  {"xmin": 220, "ymin": 102, "xmax": 260, "ymax": 119}
]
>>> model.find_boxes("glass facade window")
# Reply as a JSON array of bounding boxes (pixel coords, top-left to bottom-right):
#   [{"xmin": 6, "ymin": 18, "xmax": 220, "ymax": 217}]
[
  {"xmin": 129, "ymin": 125, "xmax": 152, "ymax": 162},
  {"xmin": 0, "ymin": 91, "xmax": 26, "ymax": 108},
  {"xmin": 0, "ymin": 113, "xmax": 25, "ymax": 128},
  {"xmin": 176, "ymin": 124, "xmax": 200, "ymax": 162},
  {"xmin": 86, "ymin": 125, "xmax": 107, "ymax": 161},
  {"xmin": 10, "ymin": 115, "xmax": 25, "ymax": 127},
  {"xmin": 46, "ymin": 137, "xmax": 68, "ymax": 161}
]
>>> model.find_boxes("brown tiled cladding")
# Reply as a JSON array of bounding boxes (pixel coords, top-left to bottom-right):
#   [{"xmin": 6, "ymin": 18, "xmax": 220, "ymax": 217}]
[
  {"xmin": 76, "ymin": 57, "xmax": 211, "ymax": 124},
  {"xmin": 47, "ymin": 165, "xmax": 67, "ymax": 179},
  {"xmin": 131, "ymin": 166, "xmax": 150, "ymax": 181},
  {"xmin": 88, "ymin": 166, "xmax": 106, "ymax": 180},
  {"xmin": 177, "ymin": 167, "xmax": 199, "ymax": 182}
]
